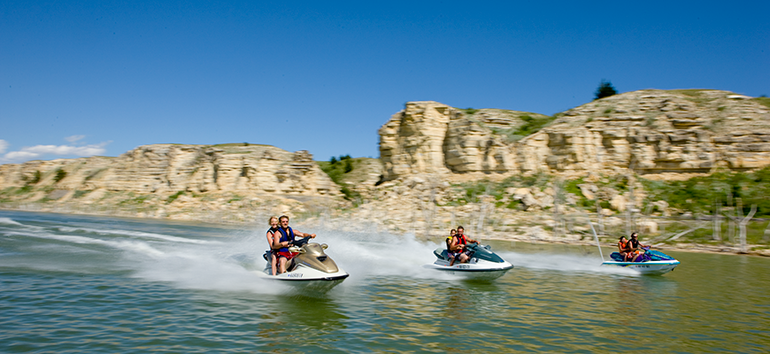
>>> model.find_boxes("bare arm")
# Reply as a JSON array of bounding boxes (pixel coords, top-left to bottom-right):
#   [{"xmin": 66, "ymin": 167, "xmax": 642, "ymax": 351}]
[
  {"xmin": 267, "ymin": 231, "xmax": 277, "ymax": 249},
  {"xmin": 271, "ymin": 232, "xmax": 288, "ymax": 249},
  {"xmin": 449, "ymin": 238, "xmax": 463, "ymax": 252},
  {"xmin": 294, "ymin": 230, "xmax": 316, "ymax": 238}
]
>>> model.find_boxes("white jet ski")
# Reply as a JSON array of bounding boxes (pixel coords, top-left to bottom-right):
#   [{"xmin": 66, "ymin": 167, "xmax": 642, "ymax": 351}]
[
  {"xmin": 425, "ymin": 243, "xmax": 513, "ymax": 280},
  {"xmin": 257, "ymin": 237, "xmax": 349, "ymax": 291}
]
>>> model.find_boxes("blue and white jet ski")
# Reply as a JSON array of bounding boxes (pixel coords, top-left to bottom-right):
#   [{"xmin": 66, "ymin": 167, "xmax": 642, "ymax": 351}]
[
  {"xmin": 601, "ymin": 248, "xmax": 680, "ymax": 275},
  {"xmin": 425, "ymin": 243, "xmax": 513, "ymax": 280}
]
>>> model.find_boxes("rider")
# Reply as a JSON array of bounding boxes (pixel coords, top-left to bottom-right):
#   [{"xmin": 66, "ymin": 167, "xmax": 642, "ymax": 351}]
[
  {"xmin": 448, "ymin": 226, "xmax": 478, "ymax": 265},
  {"xmin": 627, "ymin": 232, "xmax": 648, "ymax": 262},
  {"xmin": 265, "ymin": 216, "xmax": 280, "ymax": 275},
  {"xmin": 271, "ymin": 215, "xmax": 316, "ymax": 274},
  {"xmin": 617, "ymin": 235, "xmax": 632, "ymax": 262},
  {"xmin": 446, "ymin": 229, "xmax": 459, "ymax": 265}
]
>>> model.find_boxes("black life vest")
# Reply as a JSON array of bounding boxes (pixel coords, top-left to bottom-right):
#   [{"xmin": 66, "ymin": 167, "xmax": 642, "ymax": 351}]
[{"xmin": 266, "ymin": 226, "xmax": 280, "ymax": 249}]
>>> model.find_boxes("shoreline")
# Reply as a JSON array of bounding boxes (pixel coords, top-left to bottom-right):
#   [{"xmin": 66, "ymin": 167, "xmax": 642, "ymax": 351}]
[
  {"xmin": 482, "ymin": 234, "xmax": 770, "ymax": 257},
  {"xmin": 3, "ymin": 206, "xmax": 768, "ymax": 258}
]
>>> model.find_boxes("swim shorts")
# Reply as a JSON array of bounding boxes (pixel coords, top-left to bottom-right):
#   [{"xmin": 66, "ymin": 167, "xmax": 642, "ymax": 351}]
[{"xmin": 277, "ymin": 251, "xmax": 298, "ymax": 259}]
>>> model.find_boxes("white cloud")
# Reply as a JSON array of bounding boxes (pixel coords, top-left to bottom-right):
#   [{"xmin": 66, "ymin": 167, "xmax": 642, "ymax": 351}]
[
  {"xmin": 0, "ymin": 139, "xmax": 110, "ymax": 164},
  {"xmin": 22, "ymin": 143, "xmax": 107, "ymax": 156},
  {"xmin": 3, "ymin": 151, "xmax": 39, "ymax": 160},
  {"xmin": 65, "ymin": 135, "xmax": 86, "ymax": 143}
]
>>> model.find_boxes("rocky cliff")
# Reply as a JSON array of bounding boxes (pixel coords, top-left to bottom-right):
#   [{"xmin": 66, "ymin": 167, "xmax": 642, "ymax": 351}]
[
  {"xmin": 0, "ymin": 144, "xmax": 342, "ymax": 221},
  {"xmin": 379, "ymin": 90, "xmax": 770, "ymax": 181}
]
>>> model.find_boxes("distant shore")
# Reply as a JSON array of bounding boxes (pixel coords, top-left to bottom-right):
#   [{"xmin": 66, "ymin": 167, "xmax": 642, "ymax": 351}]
[{"xmin": 4, "ymin": 205, "xmax": 766, "ymax": 258}]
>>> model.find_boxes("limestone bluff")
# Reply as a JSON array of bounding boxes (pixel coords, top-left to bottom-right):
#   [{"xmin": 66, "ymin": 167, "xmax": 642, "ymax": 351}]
[
  {"xmin": 379, "ymin": 89, "xmax": 770, "ymax": 182},
  {"xmin": 0, "ymin": 144, "xmax": 342, "ymax": 222}
]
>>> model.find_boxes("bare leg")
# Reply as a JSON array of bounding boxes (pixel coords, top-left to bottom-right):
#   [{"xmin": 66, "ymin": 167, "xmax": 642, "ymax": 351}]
[
  {"xmin": 278, "ymin": 257, "xmax": 287, "ymax": 274},
  {"xmin": 270, "ymin": 254, "xmax": 277, "ymax": 275},
  {"xmin": 449, "ymin": 255, "xmax": 456, "ymax": 266},
  {"xmin": 459, "ymin": 254, "xmax": 469, "ymax": 263}
]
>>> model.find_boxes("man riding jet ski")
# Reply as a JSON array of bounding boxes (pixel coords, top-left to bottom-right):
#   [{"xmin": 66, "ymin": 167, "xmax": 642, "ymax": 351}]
[
  {"xmin": 260, "ymin": 236, "xmax": 349, "ymax": 283},
  {"xmin": 258, "ymin": 215, "xmax": 348, "ymax": 287}
]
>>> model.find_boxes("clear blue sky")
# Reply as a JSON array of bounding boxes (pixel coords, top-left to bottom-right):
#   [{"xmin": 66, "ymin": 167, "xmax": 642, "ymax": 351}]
[{"xmin": 2, "ymin": 0, "xmax": 768, "ymax": 164}]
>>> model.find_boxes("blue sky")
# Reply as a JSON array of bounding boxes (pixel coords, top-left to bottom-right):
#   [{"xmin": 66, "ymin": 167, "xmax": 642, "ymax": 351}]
[{"xmin": 1, "ymin": 0, "xmax": 768, "ymax": 164}]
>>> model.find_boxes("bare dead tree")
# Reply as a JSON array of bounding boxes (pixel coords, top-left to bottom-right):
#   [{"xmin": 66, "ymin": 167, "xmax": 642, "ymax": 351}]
[
  {"xmin": 596, "ymin": 201, "xmax": 606, "ymax": 235},
  {"xmin": 713, "ymin": 198, "xmax": 721, "ymax": 241},
  {"xmin": 738, "ymin": 204, "xmax": 757, "ymax": 253},
  {"xmin": 421, "ymin": 182, "xmax": 437, "ymax": 237},
  {"xmin": 552, "ymin": 179, "xmax": 565, "ymax": 238},
  {"xmin": 727, "ymin": 191, "xmax": 736, "ymax": 243},
  {"xmin": 478, "ymin": 184, "xmax": 494, "ymax": 234}
]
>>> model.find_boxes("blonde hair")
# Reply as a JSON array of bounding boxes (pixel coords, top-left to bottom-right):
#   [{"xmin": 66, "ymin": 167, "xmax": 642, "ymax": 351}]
[{"xmin": 268, "ymin": 216, "xmax": 278, "ymax": 225}]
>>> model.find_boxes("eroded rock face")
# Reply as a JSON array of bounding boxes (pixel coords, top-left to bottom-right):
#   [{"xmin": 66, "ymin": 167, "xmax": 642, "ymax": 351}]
[
  {"xmin": 0, "ymin": 144, "xmax": 340, "ymax": 197},
  {"xmin": 379, "ymin": 101, "xmax": 551, "ymax": 180},
  {"xmin": 379, "ymin": 90, "xmax": 770, "ymax": 180}
]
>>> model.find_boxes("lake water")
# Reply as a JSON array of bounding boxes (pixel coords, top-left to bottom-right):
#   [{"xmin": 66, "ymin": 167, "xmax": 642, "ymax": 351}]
[{"xmin": 1, "ymin": 210, "xmax": 769, "ymax": 353}]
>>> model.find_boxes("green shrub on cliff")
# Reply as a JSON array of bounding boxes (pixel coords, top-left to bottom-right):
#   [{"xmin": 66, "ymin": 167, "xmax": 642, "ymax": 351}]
[
  {"xmin": 318, "ymin": 155, "xmax": 361, "ymax": 201},
  {"xmin": 54, "ymin": 169, "xmax": 67, "ymax": 183},
  {"xmin": 30, "ymin": 171, "xmax": 42, "ymax": 185},
  {"xmin": 167, "ymin": 191, "xmax": 185, "ymax": 204},
  {"xmin": 755, "ymin": 96, "xmax": 770, "ymax": 108}
]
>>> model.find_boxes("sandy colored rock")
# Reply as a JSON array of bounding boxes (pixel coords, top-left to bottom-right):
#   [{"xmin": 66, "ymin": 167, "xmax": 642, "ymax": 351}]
[{"xmin": 379, "ymin": 90, "xmax": 770, "ymax": 181}]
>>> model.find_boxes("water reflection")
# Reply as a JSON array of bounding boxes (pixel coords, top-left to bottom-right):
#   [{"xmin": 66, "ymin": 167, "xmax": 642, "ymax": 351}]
[{"xmin": 277, "ymin": 293, "xmax": 348, "ymax": 331}]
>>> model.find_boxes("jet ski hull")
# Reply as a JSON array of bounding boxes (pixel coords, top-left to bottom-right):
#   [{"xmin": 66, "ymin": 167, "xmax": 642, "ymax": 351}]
[
  {"xmin": 601, "ymin": 260, "xmax": 680, "ymax": 275},
  {"xmin": 427, "ymin": 244, "xmax": 513, "ymax": 280},
  {"xmin": 255, "ymin": 265, "xmax": 349, "ymax": 291},
  {"xmin": 425, "ymin": 259, "xmax": 513, "ymax": 280},
  {"xmin": 602, "ymin": 249, "xmax": 680, "ymax": 275},
  {"xmin": 257, "ymin": 240, "xmax": 349, "ymax": 291}
]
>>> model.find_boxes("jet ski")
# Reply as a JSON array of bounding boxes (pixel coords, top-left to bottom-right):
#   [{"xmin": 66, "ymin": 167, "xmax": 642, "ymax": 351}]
[
  {"xmin": 257, "ymin": 236, "xmax": 349, "ymax": 290},
  {"xmin": 601, "ymin": 248, "xmax": 680, "ymax": 275},
  {"xmin": 425, "ymin": 243, "xmax": 513, "ymax": 280}
]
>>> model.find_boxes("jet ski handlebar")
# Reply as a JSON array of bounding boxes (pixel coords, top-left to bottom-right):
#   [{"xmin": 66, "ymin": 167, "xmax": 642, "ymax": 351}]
[{"xmin": 290, "ymin": 236, "xmax": 313, "ymax": 247}]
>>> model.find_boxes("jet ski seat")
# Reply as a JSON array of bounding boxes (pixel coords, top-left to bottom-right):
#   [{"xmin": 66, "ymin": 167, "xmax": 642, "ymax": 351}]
[{"xmin": 434, "ymin": 249, "xmax": 450, "ymax": 261}]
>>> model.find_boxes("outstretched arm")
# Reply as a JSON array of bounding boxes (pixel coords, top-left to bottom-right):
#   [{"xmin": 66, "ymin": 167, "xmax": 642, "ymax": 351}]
[{"xmin": 294, "ymin": 230, "xmax": 316, "ymax": 238}]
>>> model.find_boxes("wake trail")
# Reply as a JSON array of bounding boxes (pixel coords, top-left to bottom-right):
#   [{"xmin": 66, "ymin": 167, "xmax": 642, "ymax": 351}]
[
  {"xmin": 499, "ymin": 250, "xmax": 638, "ymax": 275},
  {"xmin": 55, "ymin": 226, "xmax": 218, "ymax": 244},
  {"xmin": 0, "ymin": 217, "xmax": 23, "ymax": 226},
  {"xmin": 4, "ymin": 229, "xmax": 166, "ymax": 258}
]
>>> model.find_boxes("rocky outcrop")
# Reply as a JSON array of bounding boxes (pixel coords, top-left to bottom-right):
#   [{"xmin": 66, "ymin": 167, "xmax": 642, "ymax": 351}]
[
  {"xmin": 379, "ymin": 102, "xmax": 551, "ymax": 180},
  {"xmin": 0, "ymin": 144, "xmax": 339, "ymax": 197},
  {"xmin": 0, "ymin": 144, "xmax": 343, "ymax": 223},
  {"xmin": 379, "ymin": 90, "xmax": 770, "ymax": 181}
]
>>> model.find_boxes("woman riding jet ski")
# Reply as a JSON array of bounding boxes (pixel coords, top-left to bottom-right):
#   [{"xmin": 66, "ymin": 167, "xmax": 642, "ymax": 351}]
[
  {"xmin": 258, "ymin": 236, "xmax": 349, "ymax": 288},
  {"xmin": 426, "ymin": 242, "xmax": 513, "ymax": 280}
]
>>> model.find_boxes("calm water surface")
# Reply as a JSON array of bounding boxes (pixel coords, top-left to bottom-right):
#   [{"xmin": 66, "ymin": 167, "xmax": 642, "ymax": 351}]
[{"xmin": 1, "ymin": 210, "xmax": 768, "ymax": 353}]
